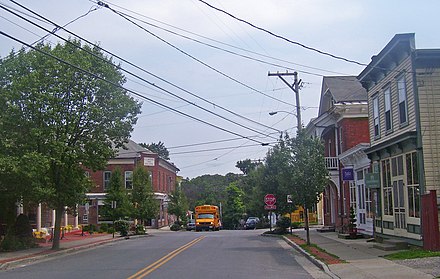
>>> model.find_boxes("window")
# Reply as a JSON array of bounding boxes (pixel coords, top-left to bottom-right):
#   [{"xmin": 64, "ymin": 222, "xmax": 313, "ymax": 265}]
[
  {"xmin": 349, "ymin": 181, "xmax": 356, "ymax": 214},
  {"xmin": 103, "ymin": 171, "xmax": 111, "ymax": 190},
  {"xmin": 125, "ymin": 171, "xmax": 133, "ymax": 190},
  {"xmin": 381, "ymin": 159, "xmax": 393, "ymax": 215},
  {"xmin": 406, "ymin": 152, "xmax": 420, "ymax": 218},
  {"xmin": 384, "ymin": 87, "xmax": 392, "ymax": 132},
  {"xmin": 397, "ymin": 75, "xmax": 408, "ymax": 125},
  {"xmin": 373, "ymin": 95, "xmax": 380, "ymax": 138}
]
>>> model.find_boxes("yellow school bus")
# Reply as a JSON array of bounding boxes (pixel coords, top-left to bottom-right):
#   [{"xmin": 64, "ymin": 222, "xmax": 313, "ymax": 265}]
[{"xmin": 195, "ymin": 205, "xmax": 221, "ymax": 231}]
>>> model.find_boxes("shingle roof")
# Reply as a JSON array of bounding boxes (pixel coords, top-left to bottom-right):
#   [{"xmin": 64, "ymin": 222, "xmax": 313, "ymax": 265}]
[
  {"xmin": 323, "ymin": 76, "xmax": 367, "ymax": 102},
  {"xmin": 115, "ymin": 140, "xmax": 155, "ymax": 159}
]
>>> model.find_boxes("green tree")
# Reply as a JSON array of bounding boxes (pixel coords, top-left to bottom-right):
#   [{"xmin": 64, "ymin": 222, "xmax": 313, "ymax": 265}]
[
  {"xmin": 103, "ymin": 168, "xmax": 132, "ymax": 222},
  {"xmin": 131, "ymin": 165, "xmax": 158, "ymax": 224},
  {"xmin": 287, "ymin": 130, "xmax": 328, "ymax": 244},
  {"xmin": 0, "ymin": 40, "xmax": 141, "ymax": 249},
  {"xmin": 140, "ymin": 141, "xmax": 170, "ymax": 160},
  {"xmin": 222, "ymin": 182, "xmax": 245, "ymax": 229},
  {"xmin": 167, "ymin": 187, "xmax": 189, "ymax": 225},
  {"xmin": 235, "ymin": 159, "xmax": 261, "ymax": 175}
]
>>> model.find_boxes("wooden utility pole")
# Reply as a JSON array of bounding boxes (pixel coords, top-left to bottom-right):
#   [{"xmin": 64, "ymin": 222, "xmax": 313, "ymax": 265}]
[{"xmin": 268, "ymin": 71, "xmax": 302, "ymax": 131}]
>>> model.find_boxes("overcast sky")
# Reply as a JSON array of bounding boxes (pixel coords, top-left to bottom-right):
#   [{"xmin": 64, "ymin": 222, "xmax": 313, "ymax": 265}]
[{"xmin": 1, "ymin": 0, "xmax": 439, "ymax": 178}]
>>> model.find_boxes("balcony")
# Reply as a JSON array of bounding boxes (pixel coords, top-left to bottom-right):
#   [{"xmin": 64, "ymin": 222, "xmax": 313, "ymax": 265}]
[{"xmin": 325, "ymin": 157, "xmax": 339, "ymax": 170}]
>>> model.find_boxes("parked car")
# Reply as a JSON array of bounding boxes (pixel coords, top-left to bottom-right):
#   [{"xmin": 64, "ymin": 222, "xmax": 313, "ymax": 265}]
[
  {"xmin": 244, "ymin": 217, "xmax": 260, "ymax": 230},
  {"xmin": 186, "ymin": 219, "xmax": 196, "ymax": 231}
]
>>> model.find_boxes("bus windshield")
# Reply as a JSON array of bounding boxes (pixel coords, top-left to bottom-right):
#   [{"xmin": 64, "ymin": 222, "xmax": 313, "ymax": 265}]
[{"xmin": 197, "ymin": 213, "xmax": 214, "ymax": 219}]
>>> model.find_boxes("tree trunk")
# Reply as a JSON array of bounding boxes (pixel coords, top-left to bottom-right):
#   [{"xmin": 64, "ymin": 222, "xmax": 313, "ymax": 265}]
[
  {"xmin": 304, "ymin": 205, "xmax": 310, "ymax": 245},
  {"xmin": 51, "ymin": 205, "xmax": 64, "ymax": 250}
]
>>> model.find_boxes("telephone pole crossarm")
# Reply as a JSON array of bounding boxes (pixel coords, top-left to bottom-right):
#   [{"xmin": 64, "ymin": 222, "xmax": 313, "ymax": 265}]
[{"xmin": 268, "ymin": 71, "xmax": 302, "ymax": 130}]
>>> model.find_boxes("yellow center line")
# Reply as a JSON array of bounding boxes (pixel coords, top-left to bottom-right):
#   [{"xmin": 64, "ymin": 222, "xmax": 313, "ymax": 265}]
[{"xmin": 127, "ymin": 235, "xmax": 205, "ymax": 279}]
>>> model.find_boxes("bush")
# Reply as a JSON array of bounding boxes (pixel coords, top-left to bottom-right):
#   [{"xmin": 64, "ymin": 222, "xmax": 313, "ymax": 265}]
[
  {"xmin": 170, "ymin": 223, "xmax": 182, "ymax": 231},
  {"xmin": 291, "ymin": 222, "xmax": 302, "ymax": 229},
  {"xmin": 0, "ymin": 214, "xmax": 36, "ymax": 251},
  {"xmin": 107, "ymin": 227, "xmax": 115, "ymax": 234},
  {"xmin": 135, "ymin": 224, "xmax": 146, "ymax": 235},
  {"xmin": 99, "ymin": 223, "xmax": 109, "ymax": 232},
  {"xmin": 114, "ymin": 220, "xmax": 130, "ymax": 237},
  {"xmin": 276, "ymin": 216, "xmax": 291, "ymax": 234}
]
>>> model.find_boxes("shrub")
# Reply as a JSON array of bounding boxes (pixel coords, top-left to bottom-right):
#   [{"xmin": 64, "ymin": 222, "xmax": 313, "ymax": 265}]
[
  {"xmin": 135, "ymin": 224, "xmax": 146, "ymax": 235},
  {"xmin": 99, "ymin": 223, "xmax": 109, "ymax": 233},
  {"xmin": 276, "ymin": 216, "xmax": 291, "ymax": 234},
  {"xmin": 291, "ymin": 222, "xmax": 302, "ymax": 229},
  {"xmin": 170, "ymin": 223, "xmax": 182, "ymax": 231},
  {"xmin": 114, "ymin": 220, "xmax": 130, "ymax": 236},
  {"xmin": 0, "ymin": 214, "xmax": 36, "ymax": 251}
]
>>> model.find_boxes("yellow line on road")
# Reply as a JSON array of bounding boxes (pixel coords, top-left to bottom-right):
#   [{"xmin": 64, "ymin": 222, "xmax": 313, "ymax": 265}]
[{"xmin": 127, "ymin": 236, "xmax": 205, "ymax": 279}]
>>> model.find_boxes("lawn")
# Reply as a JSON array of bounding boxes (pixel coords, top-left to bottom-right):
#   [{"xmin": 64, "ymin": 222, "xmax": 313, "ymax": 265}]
[{"xmin": 384, "ymin": 248, "xmax": 440, "ymax": 260}]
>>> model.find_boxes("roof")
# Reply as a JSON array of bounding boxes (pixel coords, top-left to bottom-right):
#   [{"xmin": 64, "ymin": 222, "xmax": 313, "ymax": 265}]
[
  {"xmin": 318, "ymin": 76, "xmax": 367, "ymax": 116},
  {"xmin": 323, "ymin": 76, "xmax": 367, "ymax": 102},
  {"xmin": 115, "ymin": 139, "xmax": 155, "ymax": 159}
]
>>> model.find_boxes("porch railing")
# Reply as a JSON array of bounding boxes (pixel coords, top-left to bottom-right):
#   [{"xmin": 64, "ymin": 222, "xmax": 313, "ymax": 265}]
[{"xmin": 325, "ymin": 157, "xmax": 339, "ymax": 170}]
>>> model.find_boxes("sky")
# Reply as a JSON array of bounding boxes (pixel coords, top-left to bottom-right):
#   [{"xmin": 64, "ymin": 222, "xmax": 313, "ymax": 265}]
[{"xmin": 1, "ymin": 0, "xmax": 439, "ymax": 179}]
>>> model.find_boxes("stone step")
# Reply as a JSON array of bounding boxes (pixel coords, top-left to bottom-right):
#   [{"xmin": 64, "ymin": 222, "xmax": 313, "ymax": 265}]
[{"xmin": 317, "ymin": 226, "xmax": 335, "ymax": 233}]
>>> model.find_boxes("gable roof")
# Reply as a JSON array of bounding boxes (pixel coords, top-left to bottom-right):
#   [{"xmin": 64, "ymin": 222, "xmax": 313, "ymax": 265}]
[
  {"xmin": 318, "ymin": 76, "xmax": 367, "ymax": 116},
  {"xmin": 115, "ymin": 139, "xmax": 155, "ymax": 159}
]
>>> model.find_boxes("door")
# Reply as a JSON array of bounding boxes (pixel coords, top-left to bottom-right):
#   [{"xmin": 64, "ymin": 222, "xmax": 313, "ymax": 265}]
[{"xmin": 393, "ymin": 179, "xmax": 406, "ymax": 235}]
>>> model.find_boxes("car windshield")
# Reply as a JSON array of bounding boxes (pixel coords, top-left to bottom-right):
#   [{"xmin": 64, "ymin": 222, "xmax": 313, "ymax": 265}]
[{"xmin": 197, "ymin": 213, "xmax": 214, "ymax": 219}]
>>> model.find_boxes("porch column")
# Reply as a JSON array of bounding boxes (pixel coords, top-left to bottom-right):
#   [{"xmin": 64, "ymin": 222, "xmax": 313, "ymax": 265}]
[
  {"xmin": 74, "ymin": 204, "xmax": 79, "ymax": 229},
  {"xmin": 37, "ymin": 203, "xmax": 42, "ymax": 232},
  {"xmin": 64, "ymin": 206, "xmax": 68, "ymax": 227},
  {"xmin": 52, "ymin": 210, "xmax": 56, "ymax": 227}
]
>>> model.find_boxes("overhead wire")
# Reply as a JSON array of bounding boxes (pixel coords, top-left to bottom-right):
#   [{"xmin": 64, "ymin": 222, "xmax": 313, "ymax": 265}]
[
  {"xmin": 0, "ymin": 30, "xmax": 271, "ymax": 146},
  {"xmin": 95, "ymin": 1, "xmax": 295, "ymax": 108},
  {"xmin": 2, "ymin": 1, "xmax": 280, "ymax": 140},
  {"xmin": 197, "ymin": 0, "xmax": 368, "ymax": 67}
]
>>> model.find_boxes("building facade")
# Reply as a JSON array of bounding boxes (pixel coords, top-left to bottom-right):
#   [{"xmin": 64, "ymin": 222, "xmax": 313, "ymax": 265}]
[
  {"xmin": 80, "ymin": 140, "xmax": 180, "ymax": 229},
  {"xmin": 358, "ymin": 33, "xmax": 440, "ymax": 247},
  {"xmin": 305, "ymin": 76, "xmax": 369, "ymax": 232}
]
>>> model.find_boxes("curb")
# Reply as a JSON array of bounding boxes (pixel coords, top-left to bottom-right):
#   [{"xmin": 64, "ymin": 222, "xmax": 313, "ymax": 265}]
[
  {"xmin": 0, "ymin": 236, "xmax": 133, "ymax": 270},
  {"xmin": 281, "ymin": 236, "xmax": 340, "ymax": 279}
]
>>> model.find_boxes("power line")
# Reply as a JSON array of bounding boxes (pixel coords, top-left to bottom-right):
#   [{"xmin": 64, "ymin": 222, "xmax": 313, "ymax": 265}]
[
  {"xmin": 0, "ymin": 30, "xmax": 270, "ymax": 146},
  {"xmin": 197, "ymin": 0, "xmax": 368, "ymax": 67},
  {"xmin": 5, "ymin": 1, "xmax": 282, "ymax": 137},
  {"xmin": 95, "ymin": 1, "xmax": 295, "ymax": 108},
  {"xmin": 2, "ymin": 2, "xmax": 280, "ymax": 140},
  {"xmin": 89, "ymin": 0, "xmax": 349, "ymax": 77}
]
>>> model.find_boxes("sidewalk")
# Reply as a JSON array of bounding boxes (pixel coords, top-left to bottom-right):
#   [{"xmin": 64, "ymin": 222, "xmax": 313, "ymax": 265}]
[
  {"xmin": 0, "ymin": 229, "xmax": 160, "ymax": 270},
  {"xmin": 287, "ymin": 228, "xmax": 435, "ymax": 279}
]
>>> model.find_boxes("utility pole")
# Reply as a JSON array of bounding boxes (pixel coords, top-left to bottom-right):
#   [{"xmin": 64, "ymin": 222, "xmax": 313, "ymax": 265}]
[{"xmin": 268, "ymin": 71, "xmax": 302, "ymax": 131}]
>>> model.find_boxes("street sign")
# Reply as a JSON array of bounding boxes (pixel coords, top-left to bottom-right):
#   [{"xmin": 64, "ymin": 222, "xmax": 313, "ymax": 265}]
[
  {"xmin": 264, "ymin": 194, "xmax": 276, "ymax": 205},
  {"xmin": 264, "ymin": 204, "xmax": 277, "ymax": 210},
  {"xmin": 287, "ymin": 195, "xmax": 293, "ymax": 204}
]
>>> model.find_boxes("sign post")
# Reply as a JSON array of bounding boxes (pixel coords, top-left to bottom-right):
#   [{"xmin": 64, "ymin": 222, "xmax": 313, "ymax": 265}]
[
  {"xmin": 264, "ymin": 194, "xmax": 276, "ymax": 231},
  {"xmin": 287, "ymin": 195, "xmax": 293, "ymax": 234}
]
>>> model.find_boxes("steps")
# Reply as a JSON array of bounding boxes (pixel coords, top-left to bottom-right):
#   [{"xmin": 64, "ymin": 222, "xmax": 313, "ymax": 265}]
[
  {"xmin": 317, "ymin": 226, "xmax": 335, "ymax": 233},
  {"xmin": 373, "ymin": 238, "xmax": 408, "ymax": 251}
]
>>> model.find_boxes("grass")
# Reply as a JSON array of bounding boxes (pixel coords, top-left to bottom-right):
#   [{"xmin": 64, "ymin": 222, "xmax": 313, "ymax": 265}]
[
  {"xmin": 384, "ymin": 247, "xmax": 440, "ymax": 260},
  {"xmin": 299, "ymin": 243, "xmax": 342, "ymax": 260}
]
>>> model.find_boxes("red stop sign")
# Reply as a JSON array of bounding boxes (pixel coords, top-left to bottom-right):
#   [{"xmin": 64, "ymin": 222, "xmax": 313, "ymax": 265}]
[{"xmin": 264, "ymin": 194, "xmax": 276, "ymax": 205}]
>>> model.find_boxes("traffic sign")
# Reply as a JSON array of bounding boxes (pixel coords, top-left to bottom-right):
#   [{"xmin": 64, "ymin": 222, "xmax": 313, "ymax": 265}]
[
  {"xmin": 264, "ymin": 204, "xmax": 277, "ymax": 210},
  {"xmin": 264, "ymin": 194, "xmax": 276, "ymax": 205}
]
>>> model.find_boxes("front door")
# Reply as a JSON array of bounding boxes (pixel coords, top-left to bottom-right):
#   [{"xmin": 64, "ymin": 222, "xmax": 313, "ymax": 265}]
[{"xmin": 393, "ymin": 179, "xmax": 406, "ymax": 235}]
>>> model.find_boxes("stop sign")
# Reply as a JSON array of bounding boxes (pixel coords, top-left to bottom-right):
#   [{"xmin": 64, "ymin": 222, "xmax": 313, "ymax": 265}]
[{"xmin": 264, "ymin": 194, "xmax": 276, "ymax": 206}]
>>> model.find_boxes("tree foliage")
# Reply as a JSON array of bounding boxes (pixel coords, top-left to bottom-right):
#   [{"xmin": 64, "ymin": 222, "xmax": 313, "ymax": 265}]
[
  {"xmin": 167, "ymin": 187, "xmax": 189, "ymax": 225},
  {"xmin": 235, "ymin": 159, "xmax": 261, "ymax": 175},
  {"xmin": 131, "ymin": 165, "xmax": 158, "ymax": 224},
  {"xmin": 0, "ymin": 40, "xmax": 141, "ymax": 249},
  {"xmin": 140, "ymin": 141, "xmax": 170, "ymax": 160},
  {"xmin": 103, "ymin": 168, "xmax": 132, "ymax": 221},
  {"xmin": 222, "ymin": 182, "xmax": 245, "ymax": 229}
]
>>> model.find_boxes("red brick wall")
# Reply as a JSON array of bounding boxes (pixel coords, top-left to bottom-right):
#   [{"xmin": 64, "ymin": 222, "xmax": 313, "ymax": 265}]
[{"xmin": 338, "ymin": 118, "xmax": 369, "ymax": 153}]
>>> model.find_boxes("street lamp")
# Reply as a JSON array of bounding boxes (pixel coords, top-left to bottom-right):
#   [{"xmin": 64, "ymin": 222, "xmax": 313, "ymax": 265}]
[{"xmin": 268, "ymin": 111, "xmax": 296, "ymax": 116}]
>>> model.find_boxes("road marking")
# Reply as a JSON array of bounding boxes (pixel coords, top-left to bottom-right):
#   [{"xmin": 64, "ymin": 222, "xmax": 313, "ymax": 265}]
[{"xmin": 127, "ymin": 236, "xmax": 205, "ymax": 279}]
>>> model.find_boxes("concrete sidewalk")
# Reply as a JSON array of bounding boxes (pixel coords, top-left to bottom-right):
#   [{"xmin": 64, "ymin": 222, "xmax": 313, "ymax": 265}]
[
  {"xmin": 0, "ymin": 228, "xmax": 170, "ymax": 270},
  {"xmin": 289, "ymin": 228, "xmax": 435, "ymax": 279}
]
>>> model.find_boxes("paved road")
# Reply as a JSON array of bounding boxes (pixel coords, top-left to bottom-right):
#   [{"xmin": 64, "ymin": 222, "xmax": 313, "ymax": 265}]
[{"xmin": 0, "ymin": 229, "xmax": 329, "ymax": 279}]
